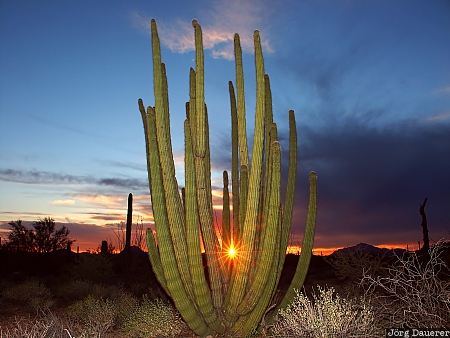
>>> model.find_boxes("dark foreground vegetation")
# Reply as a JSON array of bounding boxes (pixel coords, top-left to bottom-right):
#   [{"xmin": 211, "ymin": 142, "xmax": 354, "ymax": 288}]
[{"xmin": 0, "ymin": 241, "xmax": 448, "ymax": 337}]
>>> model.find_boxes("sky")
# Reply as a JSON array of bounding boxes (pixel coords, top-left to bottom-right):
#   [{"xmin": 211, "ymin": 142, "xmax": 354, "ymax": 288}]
[{"xmin": 1, "ymin": 0, "xmax": 449, "ymax": 253}]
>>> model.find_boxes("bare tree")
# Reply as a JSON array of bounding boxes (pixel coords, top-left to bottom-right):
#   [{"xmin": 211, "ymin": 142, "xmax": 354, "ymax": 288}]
[
  {"xmin": 113, "ymin": 221, "xmax": 125, "ymax": 252},
  {"xmin": 133, "ymin": 216, "xmax": 145, "ymax": 250}
]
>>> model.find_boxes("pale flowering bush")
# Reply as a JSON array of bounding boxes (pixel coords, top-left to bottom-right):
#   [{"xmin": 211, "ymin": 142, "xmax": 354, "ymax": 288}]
[
  {"xmin": 272, "ymin": 286, "xmax": 377, "ymax": 338},
  {"xmin": 67, "ymin": 295, "xmax": 115, "ymax": 337},
  {"xmin": 121, "ymin": 296, "xmax": 188, "ymax": 338}
]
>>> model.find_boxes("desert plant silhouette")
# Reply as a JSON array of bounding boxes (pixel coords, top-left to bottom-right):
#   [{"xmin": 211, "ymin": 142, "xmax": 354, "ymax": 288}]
[{"xmin": 5, "ymin": 218, "xmax": 73, "ymax": 253}]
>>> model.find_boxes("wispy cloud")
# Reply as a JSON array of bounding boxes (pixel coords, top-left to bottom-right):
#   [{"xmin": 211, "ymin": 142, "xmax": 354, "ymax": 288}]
[
  {"xmin": 426, "ymin": 111, "xmax": 450, "ymax": 122},
  {"xmin": 434, "ymin": 85, "xmax": 450, "ymax": 96},
  {"xmin": 51, "ymin": 199, "xmax": 76, "ymax": 206},
  {"xmin": 130, "ymin": 0, "xmax": 274, "ymax": 60}
]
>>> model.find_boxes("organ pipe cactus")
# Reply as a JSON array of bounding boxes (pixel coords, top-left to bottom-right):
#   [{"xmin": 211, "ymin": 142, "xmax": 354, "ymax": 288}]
[{"xmin": 138, "ymin": 19, "xmax": 318, "ymax": 337}]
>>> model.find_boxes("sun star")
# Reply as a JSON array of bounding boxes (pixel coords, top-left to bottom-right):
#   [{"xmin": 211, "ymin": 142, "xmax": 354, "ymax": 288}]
[{"xmin": 228, "ymin": 246, "xmax": 237, "ymax": 259}]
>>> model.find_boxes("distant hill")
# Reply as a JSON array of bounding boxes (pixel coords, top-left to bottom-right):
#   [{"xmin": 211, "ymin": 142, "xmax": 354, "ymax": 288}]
[{"xmin": 330, "ymin": 242, "xmax": 406, "ymax": 257}]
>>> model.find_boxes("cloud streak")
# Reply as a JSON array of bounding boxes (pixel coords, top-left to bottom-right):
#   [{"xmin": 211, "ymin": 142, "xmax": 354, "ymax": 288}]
[{"xmin": 0, "ymin": 169, "xmax": 147, "ymax": 191}]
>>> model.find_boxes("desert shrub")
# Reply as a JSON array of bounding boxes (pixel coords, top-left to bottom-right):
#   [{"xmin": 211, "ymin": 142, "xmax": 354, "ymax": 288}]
[
  {"xmin": 67, "ymin": 295, "xmax": 115, "ymax": 337},
  {"xmin": 54, "ymin": 279, "xmax": 93, "ymax": 302},
  {"xmin": 362, "ymin": 240, "xmax": 450, "ymax": 328},
  {"xmin": 1, "ymin": 279, "xmax": 54, "ymax": 311},
  {"xmin": 121, "ymin": 296, "xmax": 188, "ymax": 337},
  {"xmin": 113, "ymin": 291, "xmax": 139, "ymax": 328},
  {"xmin": 0, "ymin": 310, "xmax": 68, "ymax": 338},
  {"xmin": 272, "ymin": 286, "xmax": 377, "ymax": 338}
]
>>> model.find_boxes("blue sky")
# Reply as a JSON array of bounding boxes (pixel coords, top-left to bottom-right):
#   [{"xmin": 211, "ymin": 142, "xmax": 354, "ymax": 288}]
[{"xmin": 1, "ymin": 0, "xmax": 449, "ymax": 251}]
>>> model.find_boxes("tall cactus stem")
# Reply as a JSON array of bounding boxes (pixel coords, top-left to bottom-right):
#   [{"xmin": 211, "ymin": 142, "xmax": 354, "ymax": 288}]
[
  {"xmin": 278, "ymin": 171, "xmax": 317, "ymax": 311},
  {"xmin": 184, "ymin": 118, "xmax": 222, "ymax": 331},
  {"xmin": 229, "ymin": 81, "xmax": 240, "ymax": 244},
  {"xmin": 225, "ymin": 30, "xmax": 265, "ymax": 318},
  {"xmin": 237, "ymin": 141, "xmax": 281, "ymax": 316},
  {"xmin": 234, "ymin": 33, "xmax": 249, "ymax": 167},
  {"xmin": 142, "ymin": 105, "xmax": 208, "ymax": 335},
  {"xmin": 151, "ymin": 20, "xmax": 194, "ymax": 301}
]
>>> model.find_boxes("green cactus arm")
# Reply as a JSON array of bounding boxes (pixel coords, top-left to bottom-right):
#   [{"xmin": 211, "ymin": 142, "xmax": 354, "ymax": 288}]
[
  {"xmin": 234, "ymin": 33, "xmax": 249, "ymax": 168},
  {"xmin": 237, "ymin": 141, "xmax": 281, "ymax": 316},
  {"xmin": 252, "ymin": 74, "xmax": 274, "ymax": 272},
  {"xmin": 275, "ymin": 110, "xmax": 297, "ymax": 285},
  {"xmin": 238, "ymin": 164, "xmax": 248, "ymax": 241},
  {"xmin": 151, "ymin": 20, "xmax": 194, "ymax": 300},
  {"xmin": 277, "ymin": 171, "xmax": 317, "ymax": 310},
  {"xmin": 138, "ymin": 98, "xmax": 154, "ymax": 210},
  {"xmin": 150, "ymin": 21, "xmax": 175, "ymax": 179},
  {"xmin": 225, "ymin": 30, "xmax": 266, "ymax": 318},
  {"xmin": 222, "ymin": 170, "xmax": 232, "ymax": 287},
  {"xmin": 139, "ymin": 99, "xmax": 170, "ymax": 296},
  {"xmin": 143, "ymin": 105, "xmax": 209, "ymax": 335},
  {"xmin": 229, "ymin": 81, "xmax": 240, "ymax": 244},
  {"xmin": 189, "ymin": 68, "xmax": 197, "ymax": 155},
  {"xmin": 184, "ymin": 118, "xmax": 222, "ymax": 332},
  {"xmin": 261, "ymin": 75, "xmax": 274, "ymax": 230},
  {"xmin": 195, "ymin": 154, "xmax": 224, "ymax": 309},
  {"xmin": 146, "ymin": 228, "xmax": 170, "ymax": 296},
  {"xmin": 190, "ymin": 20, "xmax": 224, "ymax": 310},
  {"xmin": 193, "ymin": 20, "xmax": 206, "ymax": 158},
  {"xmin": 181, "ymin": 187, "xmax": 186, "ymax": 214},
  {"xmin": 231, "ymin": 201, "xmax": 282, "ymax": 337},
  {"xmin": 245, "ymin": 123, "xmax": 278, "ymax": 292},
  {"xmin": 204, "ymin": 104, "xmax": 214, "ymax": 235},
  {"xmin": 222, "ymin": 170, "xmax": 231, "ymax": 250}
]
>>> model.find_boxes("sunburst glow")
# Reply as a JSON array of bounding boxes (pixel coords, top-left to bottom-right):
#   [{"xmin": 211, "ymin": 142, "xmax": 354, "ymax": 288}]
[{"xmin": 227, "ymin": 245, "xmax": 237, "ymax": 259}]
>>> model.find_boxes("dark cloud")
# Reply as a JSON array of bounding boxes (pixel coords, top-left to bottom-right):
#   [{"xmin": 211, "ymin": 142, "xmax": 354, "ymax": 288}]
[
  {"xmin": 98, "ymin": 178, "xmax": 146, "ymax": 190},
  {"xmin": 290, "ymin": 118, "xmax": 450, "ymax": 247},
  {"xmin": 210, "ymin": 114, "xmax": 450, "ymax": 248},
  {"xmin": 0, "ymin": 169, "xmax": 147, "ymax": 191},
  {"xmin": 0, "ymin": 169, "xmax": 92, "ymax": 185}
]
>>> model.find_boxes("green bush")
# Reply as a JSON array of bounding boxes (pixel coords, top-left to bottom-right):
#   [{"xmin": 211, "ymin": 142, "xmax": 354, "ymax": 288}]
[
  {"xmin": 121, "ymin": 297, "xmax": 188, "ymax": 338},
  {"xmin": 272, "ymin": 286, "xmax": 377, "ymax": 338},
  {"xmin": 1, "ymin": 279, "xmax": 54, "ymax": 311}
]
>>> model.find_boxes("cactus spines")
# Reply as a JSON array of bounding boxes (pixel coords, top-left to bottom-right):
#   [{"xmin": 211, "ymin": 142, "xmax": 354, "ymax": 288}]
[{"xmin": 139, "ymin": 19, "xmax": 317, "ymax": 337}]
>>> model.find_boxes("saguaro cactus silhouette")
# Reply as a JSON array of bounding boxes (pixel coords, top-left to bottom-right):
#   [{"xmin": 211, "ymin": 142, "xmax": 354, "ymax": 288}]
[
  {"xmin": 125, "ymin": 192, "xmax": 133, "ymax": 251},
  {"xmin": 138, "ymin": 19, "xmax": 317, "ymax": 337}
]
